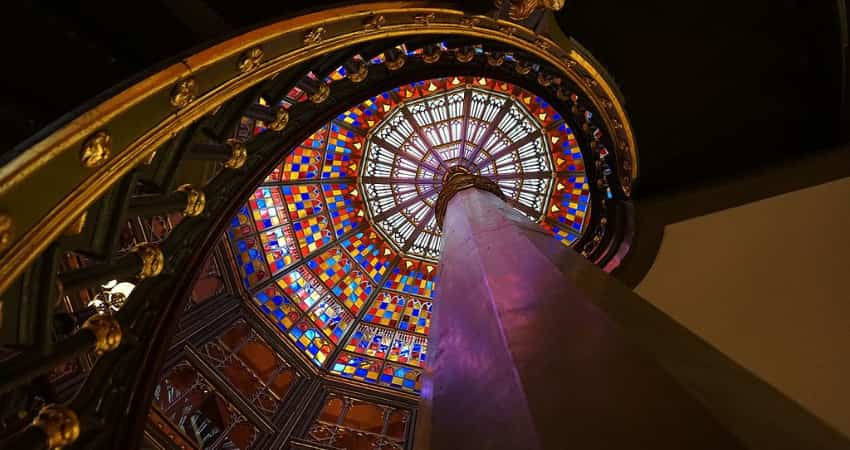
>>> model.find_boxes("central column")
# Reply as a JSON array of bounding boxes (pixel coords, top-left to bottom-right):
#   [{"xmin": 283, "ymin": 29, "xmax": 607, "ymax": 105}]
[{"xmin": 417, "ymin": 170, "xmax": 744, "ymax": 450}]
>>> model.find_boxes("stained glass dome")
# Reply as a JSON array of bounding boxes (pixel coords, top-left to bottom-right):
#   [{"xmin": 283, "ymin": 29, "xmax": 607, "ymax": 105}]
[{"xmin": 228, "ymin": 76, "xmax": 591, "ymax": 394}]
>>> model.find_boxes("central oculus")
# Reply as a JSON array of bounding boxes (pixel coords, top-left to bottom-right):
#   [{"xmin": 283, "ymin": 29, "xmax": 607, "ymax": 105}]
[{"xmin": 358, "ymin": 82, "xmax": 555, "ymax": 262}]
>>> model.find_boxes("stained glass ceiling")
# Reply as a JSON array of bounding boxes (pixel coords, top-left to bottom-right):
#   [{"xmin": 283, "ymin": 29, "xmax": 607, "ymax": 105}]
[{"xmin": 228, "ymin": 76, "xmax": 591, "ymax": 394}]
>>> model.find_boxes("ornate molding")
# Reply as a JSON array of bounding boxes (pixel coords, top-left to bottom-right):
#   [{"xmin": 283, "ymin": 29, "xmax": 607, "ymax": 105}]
[
  {"xmin": 0, "ymin": 214, "xmax": 11, "ymax": 252},
  {"xmin": 237, "ymin": 47, "xmax": 264, "ymax": 73},
  {"xmin": 435, "ymin": 167, "xmax": 506, "ymax": 229},
  {"xmin": 364, "ymin": 14, "xmax": 386, "ymax": 30},
  {"xmin": 64, "ymin": 211, "xmax": 87, "ymax": 236},
  {"xmin": 80, "ymin": 131, "xmax": 111, "ymax": 168},
  {"xmin": 494, "ymin": 0, "xmax": 565, "ymax": 21},
  {"xmin": 0, "ymin": 3, "xmax": 638, "ymax": 297},
  {"xmin": 303, "ymin": 27, "xmax": 326, "ymax": 45},
  {"xmin": 170, "ymin": 78, "xmax": 198, "ymax": 108},
  {"xmin": 459, "ymin": 16, "xmax": 481, "ymax": 27},
  {"xmin": 414, "ymin": 12, "xmax": 436, "ymax": 25}
]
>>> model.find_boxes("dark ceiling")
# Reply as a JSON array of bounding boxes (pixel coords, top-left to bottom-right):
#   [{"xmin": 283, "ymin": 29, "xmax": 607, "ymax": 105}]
[
  {"xmin": 560, "ymin": 0, "xmax": 846, "ymax": 195},
  {"xmin": 1, "ymin": 0, "xmax": 846, "ymax": 196}
]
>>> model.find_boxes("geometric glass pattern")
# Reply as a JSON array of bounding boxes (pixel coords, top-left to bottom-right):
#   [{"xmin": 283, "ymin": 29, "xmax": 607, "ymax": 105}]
[{"xmin": 229, "ymin": 76, "xmax": 592, "ymax": 394}]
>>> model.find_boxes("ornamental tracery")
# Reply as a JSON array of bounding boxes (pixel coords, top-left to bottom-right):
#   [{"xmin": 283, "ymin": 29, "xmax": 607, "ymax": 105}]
[{"xmin": 228, "ymin": 76, "xmax": 592, "ymax": 394}]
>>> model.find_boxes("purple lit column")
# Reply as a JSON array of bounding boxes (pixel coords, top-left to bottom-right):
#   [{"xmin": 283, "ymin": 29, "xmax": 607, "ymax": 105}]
[{"xmin": 415, "ymin": 171, "xmax": 745, "ymax": 450}]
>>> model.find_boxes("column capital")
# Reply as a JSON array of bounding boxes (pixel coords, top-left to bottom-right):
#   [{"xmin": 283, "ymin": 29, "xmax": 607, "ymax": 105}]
[{"xmin": 434, "ymin": 167, "xmax": 504, "ymax": 229}]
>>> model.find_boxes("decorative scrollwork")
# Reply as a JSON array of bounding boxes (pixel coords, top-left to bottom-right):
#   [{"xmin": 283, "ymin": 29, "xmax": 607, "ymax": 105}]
[
  {"xmin": 499, "ymin": 25, "xmax": 517, "ymax": 37},
  {"xmin": 459, "ymin": 16, "xmax": 481, "ymax": 27},
  {"xmin": 80, "ymin": 131, "xmax": 111, "ymax": 168},
  {"xmin": 32, "ymin": 405, "xmax": 80, "ymax": 449},
  {"xmin": 364, "ymin": 14, "xmax": 386, "ymax": 30},
  {"xmin": 494, "ymin": 0, "xmax": 565, "ymax": 21},
  {"xmin": 534, "ymin": 38, "xmax": 551, "ymax": 51},
  {"xmin": 414, "ymin": 13, "xmax": 436, "ymax": 25},
  {"xmin": 177, "ymin": 184, "xmax": 205, "ymax": 217},
  {"xmin": 237, "ymin": 47, "xmax": 264, "ymax": 73},
  {"xmin": 303, "ymin": 27, "xmax": 326, "ymax": 45},
  {"xmin": 170, "ymin": 78, "xmax": 198, "ymax": 108},
  {"xmin": 82, "ymin": 314, "xmax": 122, "ymax": 355},
  {"xmin": 0, "ymin": 214, "xmax": 12, "ymax": 252}
]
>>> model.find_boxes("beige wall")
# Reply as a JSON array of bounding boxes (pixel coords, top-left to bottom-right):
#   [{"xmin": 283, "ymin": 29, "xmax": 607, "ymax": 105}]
[{"xmin": 637, "ymin": 176, "xmax": 850, "ymax": 437}]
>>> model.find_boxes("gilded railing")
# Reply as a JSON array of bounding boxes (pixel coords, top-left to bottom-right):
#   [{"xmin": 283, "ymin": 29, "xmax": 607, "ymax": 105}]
[{"xmin": 0, "ymin": 2, "xmax": 637, "ymax": 296}]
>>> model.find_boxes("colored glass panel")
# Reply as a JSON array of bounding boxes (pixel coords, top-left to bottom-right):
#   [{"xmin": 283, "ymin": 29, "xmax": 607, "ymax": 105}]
[
  {"xmin": 398, "ymin": 298, "xmax": 431, "ymax": 335},
  {"xmin": 249, "ymin": 187, "xmax": 287, "ymax": 231},
  {"xmin": 293, "ymin": 215, "xmax": 334, "ymax": 256},
  {"xmin": 547, "ymin": 175, "xmax": 590, "ymax": 234},
  {"xmin": 258, "ymin": 225, "xmax": 299, "ymax": 275},
  {"xmin": 254, "ymin": 285, "xmax": 302, "ymax": 333},
  {"xmin": 331, "ymin": 352, "xmax": 382, "ymax": 384},
  {"xmin": 282, "ymin": 184, "xmax": 324, "ymax": 220},
  {"xmin": 339, "ymin": 229, "xmax": 395, "ymax": 283},
  {"xmin": 264, "ymin": 164, "xmax": 282, "ymax": 182},
  {"xmin": 323, "ymin": 183, "xmax": 364, "ymax": 237},
  {"xmin": 549, "ymin": 123, "xmax": 585, "ymax": 173},
  {"xmin": 542, "ymin": 222, "xmax": 580, "ymax": 246},
  {"xmin": 384, "ymin": 259, "xmax": 437, "ymax": 299},
  {"xmin": 333, "ymin": 270, "xmax": 374, "ymax": 313},
  {"xmin": 307, "ymin": 247, "xmax": 352, "ymax": 290},
  {"xmin": 326, "ymin": 65, "xmax": 347, "ymax": 82},
  {"xmin": 345, "ymin": 324, "xmax": 393, "ymax": 359},
  {"xmin": 233, "ymin": 235, "xmax": 269, "ymax": 288},
  {"xmin": 339, "ymin": 98, "xmax": 379, "ymax": 129},
  {"xmin": 379, "ymin": 363, "xmax": 421, "ymax": 393},
  {"xmin": 387, "ymin": 332, "xmax": 427, "ymax": 367},
  {"xmin": 230, "ymin": 74, "xmax": 599, "ymax": 395},
  {"xmin": 228, "ymin": 205, "xmax": 255, "ymax": 240},
  {"xmin": 322, "ymin": 123, "xmax": 363, "ymax": 179},
  {"xmin": 282, "ymin": 146, "xmax": 323, "ymax": 181},
  {"xmin": 289, "ymin": 320, "xmax": 333, "ymax": 366},
  {"xmin": 277, "ymin": 267, "xmax": 327, "ymax": 312},
  {"xmin": 308, "ymin": 297, "xmax": 354, "ymax": 344},
  {"xmin": 363, "ymin": 292, "xmax": 405, "ymax": 329}
]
